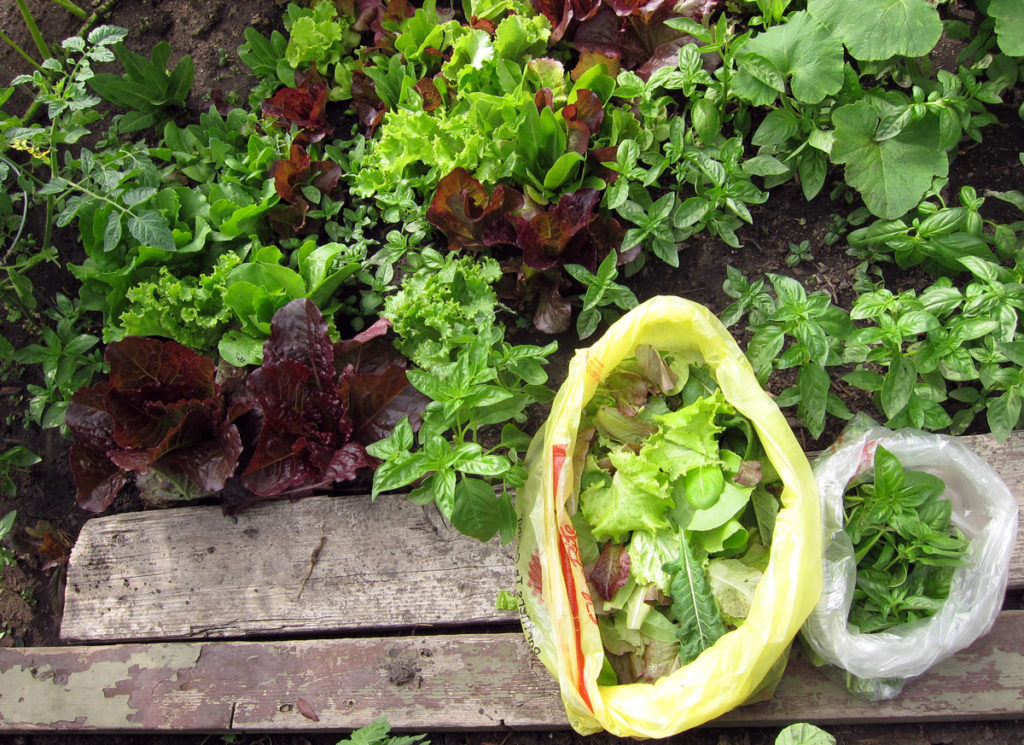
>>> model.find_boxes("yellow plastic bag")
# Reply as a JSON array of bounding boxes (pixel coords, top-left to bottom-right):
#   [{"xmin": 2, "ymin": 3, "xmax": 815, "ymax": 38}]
[{"xmin": 514, "ymin": 296, "xmax": 822, "ymax": 738}]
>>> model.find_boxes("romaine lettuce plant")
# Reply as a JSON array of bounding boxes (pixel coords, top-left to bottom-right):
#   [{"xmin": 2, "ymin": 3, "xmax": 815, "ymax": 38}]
[{"xmin": 66, "ymin": 335, "xmax": 244, "ymax": 512}]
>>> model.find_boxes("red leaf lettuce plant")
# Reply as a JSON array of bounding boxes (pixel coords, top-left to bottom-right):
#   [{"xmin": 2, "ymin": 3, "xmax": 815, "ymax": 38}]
[
  {"xmin": 67, "ymin": 299, "xmax": 424, "ymax": 513},
  {"xmin": 426, "ymin": 167, "xmax": 624, "ymax": 334}
]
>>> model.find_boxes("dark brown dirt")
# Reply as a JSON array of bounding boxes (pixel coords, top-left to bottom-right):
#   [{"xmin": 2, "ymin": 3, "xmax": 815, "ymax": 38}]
[{"xmin": 1, "ymin": 1, "xmax": 1023, "ymax": 743}]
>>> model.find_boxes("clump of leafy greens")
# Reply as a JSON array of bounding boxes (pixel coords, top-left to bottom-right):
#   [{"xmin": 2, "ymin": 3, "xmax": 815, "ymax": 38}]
[
  {"xmin": 114, "ymin": 252, "xmax": 242, "ymax": 356},
  {"xmin": 382, "ymin": 248, "xmax": 503, "ymax": 376},
  {"xmin": 842, "ymin": 445, "xmax": 968, "ymax": 633},
  {"xmin": 575, "ymin": 345, "xmax": 780, "ymax": 684},
  {"xmin": 66, "ymin": 335, "xmax": 245, "ymax": 512},
  {"xmin": 67, "ymin": 299, "xmax": 424, "ymax": 513},
  {"xmin": 368, "ymin": 249, "xmax": 557, "ymax": 543}
]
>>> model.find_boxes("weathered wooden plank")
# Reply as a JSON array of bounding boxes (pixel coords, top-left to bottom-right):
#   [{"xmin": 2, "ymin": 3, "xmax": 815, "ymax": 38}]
[
  {"xmin": 6, "ymin": 612, "xmax": 1024, "ymax": 733},
  {"xmin": 728, "ymin": 609, "xmax": 1024, "ymax": 726},
  {"xmin": 958, "ymin": 431, "xmax": 1024, "ymax": 587},
  {"xmin": 61, "ymin": 493, "xmax": 518, "ymax": 643},
  {"xmin": 62, "ymin": 432, "xmax": 1024, "ymax": 643}
]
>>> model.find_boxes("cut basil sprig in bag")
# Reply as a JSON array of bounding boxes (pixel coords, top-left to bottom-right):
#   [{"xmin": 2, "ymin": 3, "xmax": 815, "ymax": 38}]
[{"xmin": 842, "ymin": 445, "xmax": 968, "ymax": 633}]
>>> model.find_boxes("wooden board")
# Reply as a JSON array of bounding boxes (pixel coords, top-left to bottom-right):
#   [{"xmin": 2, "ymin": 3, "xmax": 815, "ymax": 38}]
[
  {"xmin": 5, "ymin": 611, "xmax": 1024, "ymax": 732},
  {"xmin": 61, "ymin": 493, "xmax": 518, "ymax": 643},
  {"xmin": 62, "ymin": 432, "xmax": 1024, "ymax": 643}
]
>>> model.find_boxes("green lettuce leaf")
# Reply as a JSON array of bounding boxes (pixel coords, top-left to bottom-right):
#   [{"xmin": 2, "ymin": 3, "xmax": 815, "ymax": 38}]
[
  {"xmin": 641, "ymin": 389, "xmax": 730, "ymax": 479},
  {"xmin": 580, "ymin": 448, "xmax": 673, "ymax": 542},
  {"xmin": 628, "ymin": 529, "xmax": 678, "ymax": 593},
  {"xmin": 665, "ymin": 531, "xmax": 727, "ymax": 665},
  {"xmin": 708, "ymin": 558, "xmax": 763, "ymax": 622}
]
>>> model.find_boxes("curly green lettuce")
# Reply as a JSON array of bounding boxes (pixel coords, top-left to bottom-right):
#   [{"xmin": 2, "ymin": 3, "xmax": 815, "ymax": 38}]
[
  {"xmin": 383, "ymin": 250, "xmax": 502, "ymax": 375},
  {"xmin": 114, "ymin": 252, "xmax": 241, "ymax": 354}
]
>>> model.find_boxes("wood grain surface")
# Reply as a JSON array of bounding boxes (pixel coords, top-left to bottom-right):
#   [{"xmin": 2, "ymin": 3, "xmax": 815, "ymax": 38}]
[
  {"xmin": 62, "ymin": 432, "xmax": 1024, "ymax": 643},
  {"xmin": 62, "ymin": 492, "xmax": 519, "ymax": 642},
  {"xmin": 5, "ymin": 612, "xmax": 1023, "ymax": 732}
]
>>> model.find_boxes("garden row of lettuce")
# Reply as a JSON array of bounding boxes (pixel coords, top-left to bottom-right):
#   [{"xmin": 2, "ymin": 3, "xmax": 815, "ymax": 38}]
[{"xmin": 1, "ymin": 0, "xmax": 1022, "ymax": 542}]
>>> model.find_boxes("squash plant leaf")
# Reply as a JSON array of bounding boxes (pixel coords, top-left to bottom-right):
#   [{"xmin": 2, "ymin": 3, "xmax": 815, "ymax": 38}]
[
  {"xmin": 734, "ymin": 11, "xmax": 844, "ymax": 106},
  {"xmin": 808, "ymin": 0, "xmax": 942, "ymax": 61},
  {"xmin": 831, "ymin": 100, "xmax": 948, "ymax": 219},
  {"xmin": 989, "ymin": 0, "xmax": 1024, "ymax": 56}
]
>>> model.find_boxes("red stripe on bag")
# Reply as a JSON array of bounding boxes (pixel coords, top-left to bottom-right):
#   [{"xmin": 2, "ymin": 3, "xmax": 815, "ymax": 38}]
[{"xmin": 553, "ymin": 444, "xmax": 595, "ymax": 713}]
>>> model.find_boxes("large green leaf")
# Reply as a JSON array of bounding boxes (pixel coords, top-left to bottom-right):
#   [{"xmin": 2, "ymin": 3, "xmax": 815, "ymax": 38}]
[
  {"xmin": 735, "ymin": 11, "xmax": 844, "ymax": 105},
  {"xmin": 989, "ymin": 0, "xmax": 1024, "ymax": 56},
  {"xmin": 451, "ymin": 477, "xmax": 502, "ymax": 542},
  {"xmin": 666, "ymin": 532, "xmax": 727, "ymax": 665},
  {"xmin": 126, "ymin": 210, "xmax": 176, "ymax": 252},
  {"xmin": 831, "ymin": 101, "xmax": 948, "ymax": 219},
  {"xmin": 808, "ymin": 0, "xmax": 941, "ymax": 61}
]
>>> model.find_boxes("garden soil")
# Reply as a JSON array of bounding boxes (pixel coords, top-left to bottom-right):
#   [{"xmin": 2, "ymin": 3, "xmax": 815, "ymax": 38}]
[{"xmin": 0, "ymin": 1, "xmax": 1023, "ymax": 744}]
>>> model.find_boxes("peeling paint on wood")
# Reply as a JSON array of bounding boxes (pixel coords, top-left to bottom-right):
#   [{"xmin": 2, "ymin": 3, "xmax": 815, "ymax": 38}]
[
  {"xmin": 60, "ymin": 433, "xmax": 1024, "ymax": 644},
  {"xmin": 2, "ymin": 613, "xmax": 1023, "ymax": 732},
  {"xmin": 0, "ymin": 645, "xmax": 227, "ymax": 730}
]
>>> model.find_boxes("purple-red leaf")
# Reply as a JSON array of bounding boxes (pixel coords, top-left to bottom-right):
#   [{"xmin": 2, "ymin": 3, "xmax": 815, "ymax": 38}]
[
  {"xmin": 271, "ymin": 144, "xmax": 341, "ymax": 205},
  {"xmin": 350, "ymin": 70, "xmax": 386, "ymax": 134},
  {"xmin": 589, "ymin": 541, "xmax": 632, "ymax": 601},
  {"xmin": 533, "ymin": 283, "xmax": 572, "ymax": 334},
  {"xmin": 65, "ymin": 383, "xmax": 115, "ymax": 454},
  {"xmin": 241, "ymin": 301, "xmax": 381, "ymax": 498},
  {"xmin": 519, "ymin": 189, "xmax": 600, "ymax": 270},
  {"xmin": 106, "ymin": 336, "xmax": 216, "ymax": 399},
  {"xmin": 426, "ymin": 168, "xmax": 524, "ymax": 252},
  {"xmin": 262, "ymin": 69, "xmax": 333, "ymax": 143},
  {"xmin": 563, "ymin": 89, "xmax": 605, "ymax": 142},
  {"xmin": 531, "ymin": 0, "xmax": 601, "ymax": 42},
  {"xmin": 262, "ymin": 299, "xmax": 336, "ymax": 385},
  {"xmin": 416, "ymin": 77, "xmax": 442, "ymax": 111},
  {"xmin": 68, "ymin": 442, "xmax": 128, "ymax": 513},
  {"xmin": 335, "ymin": 319, "xmax": 429, "ymax": 445},
  {"xmin": 67, "ymin": 337, "xmax": 241, "ymax": 511}
]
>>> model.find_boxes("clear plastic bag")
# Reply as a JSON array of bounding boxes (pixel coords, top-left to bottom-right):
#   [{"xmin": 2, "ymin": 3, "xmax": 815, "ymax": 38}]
[
  {"xmin": 514, "ymin": 297, "xmax": 822, "ymax": 737},
  {"xmin": 799, "ymin": 416, "xmax": 1018, "ymax": 700}
]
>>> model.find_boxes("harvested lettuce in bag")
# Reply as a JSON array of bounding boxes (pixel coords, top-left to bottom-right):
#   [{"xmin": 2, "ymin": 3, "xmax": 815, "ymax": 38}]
[
  {"xmin": 575, "ymin": 350, "xmax": 784, "ymax": 684},
  {"xmin": 514, "ymin": 297, "xmax": 821, "ymax": 737}
]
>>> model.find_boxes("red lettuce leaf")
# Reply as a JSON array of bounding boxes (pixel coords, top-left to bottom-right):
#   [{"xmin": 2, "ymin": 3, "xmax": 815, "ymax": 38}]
[
  {"xmin": 563, "ymin": 89, "xmax": 605, "ymax": 154},
  {"xmin": 572, "ymin": 50, "xmax": 623, "ymax": 81},
  {"xmin": 65, "ymin": 382, "xmax": 115, "ymax": 454},
  {"xmin": 66, "ymin": 337, "xmax": 242, "ymax": 511},
  {"xmin": 573, "ymin": 5, "xmax": 706, "ymax": 73},
  {"xmin": 533, "ymin": 282, "xmax": 572, "ymax": 334},
  {"xmin": 261, "ymin": 297, "xmax": 336, "ymax": 384},
  {"xmin": 350, "ymin": 71, "xmax": 386, "ymax": 134},
  {"xmin": 271, "ymin": 143, "xmax": 341, "ymax": 205},
  {"xmin": 335, "ymin": 318, "xmax": 429, "ymax": 446},
  {"xmin": 518, "ymin": 189, "xmax": 601, "ymax": 270},
  {"xmin": 531, "ymin": 0, "xmax": 601, "ymax": 42},
  {"xmin": 262, "ymin": 69, "xmax": 334, "ymax": 144},
  {"xmin": 68, "ymin": 442, "xmax": 128, "ymax": 513},
  {"xmin": 589, "ymin": 540, "xmax": 632, "ymax": 601},
  {"xmin": 426, "ymin": 168, "xmax": 524, "ymax": 252},
  {"xmin": 415, "ymin": 77, "xmax": 443, "ymax": 111},
  {"xmin": 106, "ymin": 336, "xmax": 216, "ymax": 400},
  {"xmin": 240, "ymin": 300, "xmax": 376, "ymax": 498}
]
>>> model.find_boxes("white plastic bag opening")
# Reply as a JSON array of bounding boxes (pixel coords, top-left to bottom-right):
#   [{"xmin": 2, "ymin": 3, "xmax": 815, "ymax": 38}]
[{"xmin": 799, "ymin": 417, "xmax": 1018, "ymax": 700}]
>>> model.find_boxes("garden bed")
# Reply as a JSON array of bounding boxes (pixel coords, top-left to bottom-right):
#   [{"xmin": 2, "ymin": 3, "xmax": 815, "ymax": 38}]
[{"xmin": 2, "ymin": 0, "xmax": 1024, "ymax": 742}]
